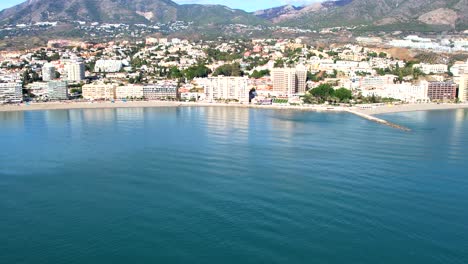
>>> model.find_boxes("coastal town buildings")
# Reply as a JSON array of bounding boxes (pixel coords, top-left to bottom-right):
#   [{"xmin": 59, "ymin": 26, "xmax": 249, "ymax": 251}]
[
  {"xmin": 0, "ymin": 82, "xmax": 22, "ymax": 103},
  {"xmin": 415, "ymin": 63, "xmax": 448, "ymax": 75},
  {"xmin": 65, "ymin": 61, "xmax": 85, "ymax": 82},
  {"xmin": 82, "ymin": 83, "xmax": 116, "ymax": 100},
  {"xmin": 116, "ymin": 85, "xmax": 144, "ymax": 99},
  {"xmin": 427, "ymin": 81, "xmax": 458, "ymax": 101},
  {"xmin": 196, "ymin": 76, "xmax": 249, "ymax": 102},
  {"xmin": 46, "ymin": 81, "xmax": 68, "ymax": 100},
  {"xmin": 456, "ymin": 70, "xmax": 468, "ymax": 102},
  {"xmin": 42, "ymin": 63, "xmax": 56, "ymax": 81},
  {"xmin": 271, "ymin": 65, "xmax": 307, "ymax": 96},
  {"xmin": 94, "ymin": 60, "xmax": 123, "ymax": 73},
  {"xmin": 142, "ymin": 82, "xmax": 178, "ymax": 100}
]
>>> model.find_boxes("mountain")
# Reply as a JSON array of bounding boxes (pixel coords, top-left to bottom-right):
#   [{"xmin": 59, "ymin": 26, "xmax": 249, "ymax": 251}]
[
  {"xmin": 260, "ymin": 0, "xmax": 468, "ymax": 31},
  {"xmin": 0, "ymin": 0, "xmax": 264, "ymax": 25},
  {"xmin": 0, "ymin": 0, "xmax": 466, "ymax": 32}
]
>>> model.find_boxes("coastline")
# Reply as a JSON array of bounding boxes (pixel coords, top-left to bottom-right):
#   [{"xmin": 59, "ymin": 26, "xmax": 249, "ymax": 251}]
[{"xmin": 1, "ymin": 100, "xmax": 468, "ymax": 115}]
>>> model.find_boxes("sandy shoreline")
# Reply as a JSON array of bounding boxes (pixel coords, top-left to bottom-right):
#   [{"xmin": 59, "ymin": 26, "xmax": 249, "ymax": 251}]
[
  {"xmin": 1, "ymin": 101, "xmax": 468, "ymax": 115},
  {"xmin": 355, "ymin": 103, "xmax": 468, "ymax": 115}
]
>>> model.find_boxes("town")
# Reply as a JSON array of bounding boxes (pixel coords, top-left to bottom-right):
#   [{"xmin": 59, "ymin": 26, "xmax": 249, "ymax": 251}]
[{"xmin": 0, "ymin": 35, "xmax": 467, "ymax": 109}]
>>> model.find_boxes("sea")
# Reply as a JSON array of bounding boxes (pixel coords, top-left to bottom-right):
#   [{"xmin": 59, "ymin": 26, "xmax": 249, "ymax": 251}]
[{"xmin": 1, "ymin": 106, "xmax": 467, "ymax": 264}]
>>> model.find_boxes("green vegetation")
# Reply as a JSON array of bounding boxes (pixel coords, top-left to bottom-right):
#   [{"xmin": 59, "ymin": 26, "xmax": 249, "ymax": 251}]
[
  {"xmin": 213, "ymin": 63, "xmax": 243, "ymax": 77},
  {"xmin": 303, "ymin": 84, "xmax": 352, "ymax": 104},
  {"xmin": 250, "ymin": 69, "xmax": 270, "ymax": 79},
  {"xmin": 184, "ymin": 64, "xmax": 211, "ymax": 80}
]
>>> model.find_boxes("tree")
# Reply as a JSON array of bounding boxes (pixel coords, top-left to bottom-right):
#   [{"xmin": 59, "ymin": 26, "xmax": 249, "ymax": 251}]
[
  {"xmin": 378, "ymin": 52, "xmax": 387, "ymax": 58},
  {"xmin": 334, "ymin": 88, "xmax": 352, "ymax": 102},
  {"xmin": 213, "ymin": 63, "xmax": 243, "ymax": 77},
  {"xmin": 250, "ymin": 69, "xmax": 270, "ymax": 79},
  {"xmin": 184, "ymin": 64, "xmax": 211, "ymax": 80},
  {"xmin": 310, "ymin": 83, "xmax": 335, "ymax": 103}
]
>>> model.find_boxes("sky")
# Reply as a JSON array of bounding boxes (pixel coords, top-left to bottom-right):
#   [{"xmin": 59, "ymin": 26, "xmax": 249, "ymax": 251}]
[{"xmin": 0, "ymin": 0, "xmax": 321, "ymax": 12}]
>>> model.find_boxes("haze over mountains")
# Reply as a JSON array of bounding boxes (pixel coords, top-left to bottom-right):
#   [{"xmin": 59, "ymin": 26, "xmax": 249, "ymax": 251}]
[{"xmin": 0, "ymin": 0, "xmax": 466, "ymax": 31}]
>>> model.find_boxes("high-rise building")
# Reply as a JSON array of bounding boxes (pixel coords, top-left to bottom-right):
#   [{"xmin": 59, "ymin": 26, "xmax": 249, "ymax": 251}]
[
  {"xmin": 47, "ymin": 81, "xmax": 68, "ymax": 100},
  {"xmin": 82, "ymin": 83, "xmax": 116, "ymax": 100},
  {"xmin": 271, "ymin": 65, "xmax": 307, "ymax": 96},
  {"xmin": 42, "ymin": 63, "xmax": 56, "ymax": 81},
  {"xmin": 0, "ymin": 82, "xmax": 22, "ymax": 103},
  {"xmin": 457, "ymin": 70, "xmax": 468, "ymax": 102},
  {"xmin": 65, "ymin": 61, "xmax": 85, "ymax": 82},
  {"xmin": 427, "ymin": 81, "xmax": 457, "ymax": 101},
  {"xmin": 196, "ymin": 76, "xmax": 249, "ymax": 102}
]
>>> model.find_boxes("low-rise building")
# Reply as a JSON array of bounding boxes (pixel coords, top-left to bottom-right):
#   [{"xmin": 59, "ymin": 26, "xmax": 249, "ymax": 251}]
[
  {"xmin": 82, "ymin": 83, "xmax": 116, "ymax": 100},
  {"xmin": 116, "ymin": 85, "xmax": 144, "ymax": 99},
  {"xmin": 142, "ymin": 82, "xmax": 178, "ymax": 99},
  {"xmin": 0, "ymin": 82, "xmax": 22, "ymax": 103}
]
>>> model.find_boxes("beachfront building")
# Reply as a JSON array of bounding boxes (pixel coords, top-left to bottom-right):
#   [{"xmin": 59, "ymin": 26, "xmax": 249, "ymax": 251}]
[
  {"xmin": 427, "ymin": 81, "xmax": 457, "ymax": 101},
  {"xmin": 142, "ymin": 82, "xmax": 178, "ymax": 100},
  {"xmin": 456, "ymin": 70, "xmax": 468, "ymax": 102},
  {"xmin": 82, "ymin": 83, "xmax": 116, "ymax": 100},
  {"xmin": 116, "ymin": 85, "xmax": 144, "ymax": 99},
  {"xmin": 271, "ymin": 65, "xmax": 307, "ymax": 96},
  {"xmin": 360, "ymin": 82, "xmax": 430, "ymax": 103},
  {"xmin": 47, "ymin": 81, "xmax": 68, "ymax": 100},
  {"xmin": 196, "ymin": 76, "xmax": 249, "ymax": 102},
  {"xmin": 0, "ymin": 82, "xmax": 22, "ymax": 103},
  {"xmin": 42, "ymin": 63, "xmax": 56, "ymax": 81},
  {"xmin": 65, "ymin": 61, "xmax": 85, "ymax": 82}
]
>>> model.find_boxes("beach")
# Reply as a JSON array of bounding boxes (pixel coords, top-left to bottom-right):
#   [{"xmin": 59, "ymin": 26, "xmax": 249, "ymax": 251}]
[{"xmin": 1, "ymin": 100, "xmax": 468, "ymax": 116}]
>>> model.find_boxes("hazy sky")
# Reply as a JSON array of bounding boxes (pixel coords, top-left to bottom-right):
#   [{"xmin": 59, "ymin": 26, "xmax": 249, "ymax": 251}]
[{"xmin": 0, "ymin": 0, "xmax": 320, "ymax": 12}]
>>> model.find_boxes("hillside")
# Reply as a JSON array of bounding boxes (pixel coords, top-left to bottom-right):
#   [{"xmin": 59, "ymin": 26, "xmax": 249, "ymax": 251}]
[
  {"xmin": 268, "ymin": 0, "xmax": 468, "ymax": 31},
  {"xmin": 0, "ymin": 0, "xmax": 264, "ymax": 25}
]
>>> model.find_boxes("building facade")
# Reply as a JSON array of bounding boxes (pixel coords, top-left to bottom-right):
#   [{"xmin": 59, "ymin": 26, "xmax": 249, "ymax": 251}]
[
  {"xmin": 65, "ymin": 61, "xmax": 85, "ymax": 82},
  {"xmin": 271, "ymin": 65, "xmax": 307, "ymax": 96},
  {"xmin": 42, "ymin": 63, "xmax": 56, "ymax": 81},
  {"xmin": 116, "ymin": 85, "xmax": 144, "ymax": 99},
  {"xmin": 196, "ymin": 76, "xmax": 249, "ymax": 102},
  {"xmin": 82, "ymin": 83, "xmax": 116, "ymax": 100},
  {"xmin": 427, "ymin": 81, "xmax": 457, "ymax": 101},
  {"xmin": 47, "ymin": 81, "xmax": 68, "ymax": 100},
  {"xmin": 94, "ymin": 60, "xmax": 123, "ymax": 73},
  {"xmin": 456, "ymin": 70, "xmax": 468, "ymax": 102},
  {"xmin": 142, "ymin": 82, "xmax": 178, "ymax": 100},
  {"xmin": 0, "ymin": 82, "xmax": 22, "ymax": 103}
]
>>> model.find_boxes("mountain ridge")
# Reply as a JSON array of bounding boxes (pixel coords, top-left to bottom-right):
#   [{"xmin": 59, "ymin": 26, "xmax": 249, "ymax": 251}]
[{"xmin": 0, "ymin": 0, "xmax": 466, "ymax": 31}]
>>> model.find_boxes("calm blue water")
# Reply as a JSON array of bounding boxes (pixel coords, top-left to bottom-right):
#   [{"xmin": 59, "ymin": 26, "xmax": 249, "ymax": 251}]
[{"xmin": 1, "ymin": 107, "xmax": 468, "ymax": 264}]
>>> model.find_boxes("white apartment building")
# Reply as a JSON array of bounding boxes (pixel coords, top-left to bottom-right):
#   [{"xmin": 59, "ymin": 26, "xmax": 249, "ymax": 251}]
[
  {"xmin": 456, "ymin": 70, "xmax": 468, "ymax": 102},
  {"xmin": 94, "ymin": 60, "xmax": 123, "ymax": 73},
  {"xmin": 196, "ymin": 76, "xmax": 249, "ymax": 102},
  {"xmin": 360, "ymin": 82, "xmax": 429, "ymax": 103},
  {"xmin": 42, "ymin": 63, "xmax": 56, "ymax": 81},
  {"xmin": 359, "ymin": 75, "xmax": 396, "ymax": 88},
  {"xmin": 47, "ymin": 81, "xmax": 68, "ymax": 100},
  {"xmin": 65, "ymin": 61, "xmax": 85, "ymax": 82},
  {"xmin": 82, "ymin": 83, "xmax": 116, "ymax": 100},
  {"xmin": 415, "ymin": 63, "xmax": 448, "ymax": 74},
  {"xmin": 142, "ymin": 82, "xmax": 178, "ymax": 99},
  {"xmin": 0, "ymin": 82, "xmax": 22, "ymax": 103},
  {"xmin": 116, "ymin": 85, "xmax": 144, "ymax": 99}
]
